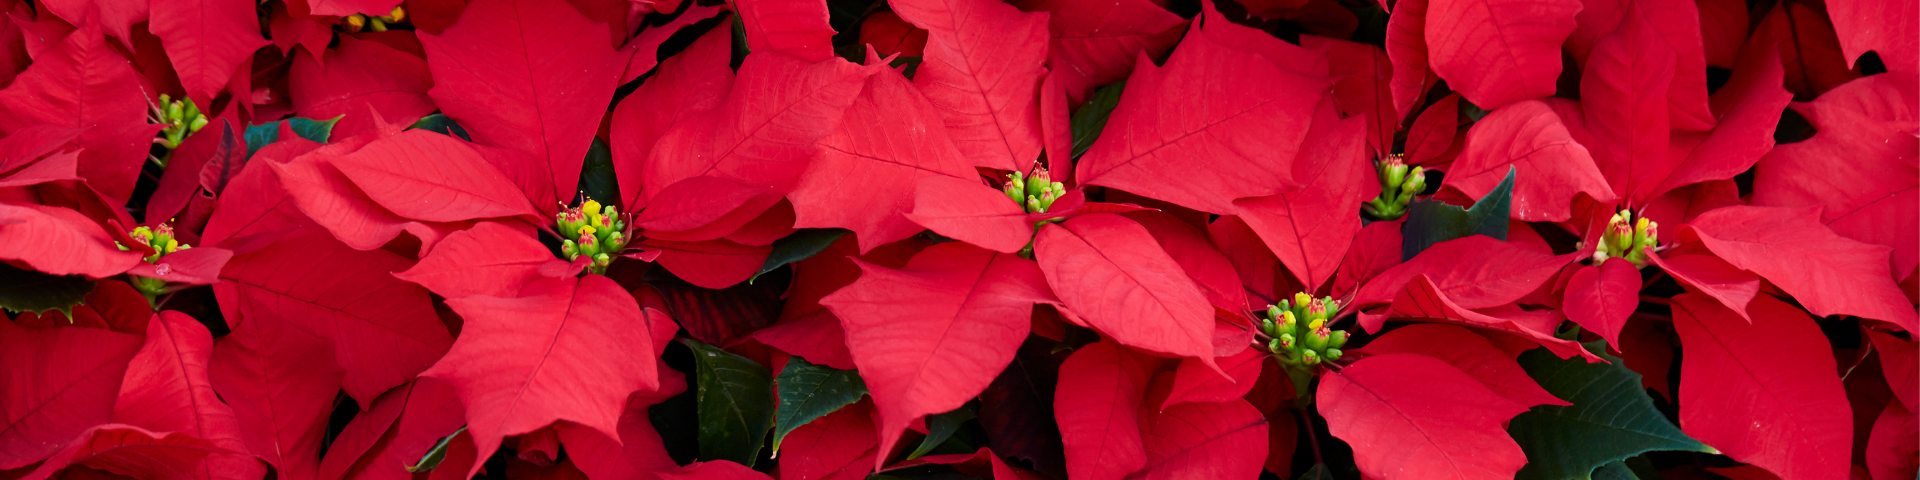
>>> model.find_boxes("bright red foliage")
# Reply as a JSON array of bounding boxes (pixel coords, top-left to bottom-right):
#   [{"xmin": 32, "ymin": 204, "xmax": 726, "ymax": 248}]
[{"xmin": 0, "ymin": 0, "xmax": 1914, "ymax": 479}]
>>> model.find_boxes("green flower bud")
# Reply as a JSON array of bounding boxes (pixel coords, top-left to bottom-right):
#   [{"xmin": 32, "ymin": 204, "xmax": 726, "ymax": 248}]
[
  {"xmin": 1266, "ymin": 304, "xmax": 1283, "ymax": 321},
  {"xmin": 188, "ymin": 116, "xmax": 208, "ymax": 133},
  {"xmin": 1384, "ymin": 163, "xmax": 1408, "ymax": 189},
  {"xmin": 1280, "ymin": 311, "xmax": 1297, "ymax": 336},
  {"xmin": 1277, "ymin": 333, "xmax": 1296, "ymax": 350},
  {"xmin": 1304, "ymin": 327, "xmax": 1331, "ymax": 351},
  {"xmin": 1402, "ymin": 167, "xmax": 1426, "ymax": 194},
  {"xmin": 561, "ymin": 239, "xmax": 578, "ymax": 259},
  {"xmin": 1050, "ymin": 181, "xmax": 1065, "ymax": 195},
  {"xmin": 1301, "ymin": 349, "xmax": 1321, "ymax": 365},
  {"xmin": 1026, "ymin": 196, "xmax": 1043, "ymax": 214},
  {"xmin": 1027, "ymin": 170, "xmax": 1050, "ymax": 198},
  {"xmin": 165, "ymin": 102, "xmax": 183, "ymax": 122},
  {"xmin": 1328, "ymin": 330, "xmax": 1349, "ymax": 349},
  {"xmin": 1260, "ymin": 317, "xmax": 1275, "ymax": 336},
  {"xmin": 1324, "ymin": 348, "xmax": 1342, "ymax": 361},
  {"xmin": 1268, "ymin": 338, "xmax": 1284, "ymax": 354},
  {"xmin": 592, "ymin": 253, "xmax": 612, "ymax": 268}
]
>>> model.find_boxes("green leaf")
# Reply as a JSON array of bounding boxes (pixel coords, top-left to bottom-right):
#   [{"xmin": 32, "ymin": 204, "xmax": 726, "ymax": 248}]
[
  {"xmin": 753, "ymin": 229, "xmax": 849, "ymax": 282},
  {"xmin": 682, "ymin": 338, "xmax": 774, "ymax": 467},
  {"xmin": 1070, "ymin": 80, "xmax": 1126, "ymax": 159},
  {"xmin": 771, "ymin": 356, "xmax": 868, "ymax": 450},
  {"xmin": 907, "ymin": 406, "xmax": 975, "ymax": 459},
  {"xmin": 243, "ymin": 116, "xmax": 341, "ymax": 156},
  {"xmin": 1401, "ymin": 166, "xmax": 1512, "ymax": 260},
  {"xmin": 1510, "ymin": 342, "xmax": 1713, "ymax": 480},
  {"xmin": 577, "ymin": 138, "xmax": 619, "ymax": 207},
  {"xmin": 404, "ymin": 425, "xmax": 467, "ymax": 473},
  {"xmin": 408, "ymin": 114, "xmax": 471, "ymax": 141},
  {"xmin": 1590, "ymin": 461, "xmax": 1639, "ymax": 480},
  {"xmin": 0, "ymin": 263, "xmax": 95, "ymax": 317}
]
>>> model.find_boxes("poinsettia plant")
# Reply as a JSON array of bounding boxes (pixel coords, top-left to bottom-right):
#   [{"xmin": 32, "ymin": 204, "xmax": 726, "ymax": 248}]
[{"xmin": 0, "ymin": 0, "xmax": 1914, "ymax": 478}]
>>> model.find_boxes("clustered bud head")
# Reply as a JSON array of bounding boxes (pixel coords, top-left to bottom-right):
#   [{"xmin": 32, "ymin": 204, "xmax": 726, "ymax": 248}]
[
  {"xmin": 116, "ymin": 221, "xmax": 193, "ymax": 300},
  {"xmin": 343, "ymin": 6, "xmax": 409, "ymax": 33},
  {"xmin": 1363, "ymin": 155, "xmax": 1427, "ymax": 220},
  {"xmin": 150, "ymin": 94, "xmax": 208, "ymax": 153},
  {"xmin": 1592, "ymin": 210, "xmax": 1658, "ymax": 268},
  {"xmin": 556, "ymin": 196, "xmax": 629, "ymax": 275},
  {"xmin": 1261, "ymin": 294, "xmax": 1348, "ymax": 370},
  {"xmin": 1002, "ymin": 169, "xmax": 1066, "ymax": 215}
]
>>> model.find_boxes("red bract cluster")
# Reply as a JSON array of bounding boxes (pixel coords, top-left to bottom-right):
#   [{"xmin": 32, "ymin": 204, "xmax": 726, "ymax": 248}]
[{"xmin": 0, "ymin": 0, "xmax": 1914, "ymax": 478}]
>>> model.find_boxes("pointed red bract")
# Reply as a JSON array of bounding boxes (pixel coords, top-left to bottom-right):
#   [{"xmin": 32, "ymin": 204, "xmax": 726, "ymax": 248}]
[
  {"xmin": 1447, "ymin": 100, "xmax": 1615, "ymax": 221},
  {"xmin": 1866, "ymin": 401, "xmax": 1918, "ymax": 480},
  {"xmin": 216, "ymin": 228, "xmax": 451, "ymax": 405},
  {"xmin": 890, "ymin": 0, "xmax": 1048, "ymax": 172},
  {"xmin": 1563, "ymin": 260, "xmax": 1641, "ymax": 348},
  {"xmin": 1352, "ymin": 235, "xmax": 1571, "ymax": 317},
  {"xmin": 1134, "ymin": 399, "xmax": 1266, "ymax": 480},
  {"xmin": 209, "ymin": 309, "xmax": 346, "ymax": 480},
  {"xmin": 1160, "ymin": 348, "xmax": 1265, "ymax": 410},
  {"xmin": 18, "ymin": 424, "xmax": 227, "ymax": 480},
  {"xmin": 1826, "ymin": 0, "xmax": 1916, "ymax": 75},
  {"xmin": 905, "ymin": 175, "xmax": 1033, "ymax": 254},
  {"xmin": 610, "ymin": 21, "xmax": 735, "ymax": 209},
  {"xmin": 0, "ymin": 322, "xmax": 143, "ymax": 470},
  {"xmin": 150, "ymin": 0, "xmax": 268, "ymax": 107},
  {"xmin": 1424, "ymin": 0, "xmax": 1578, "ymax": 111},
  {"xmin": 396, "ymin": 221, "xmax": 571, "ymax": 299},
  {"xmin": 425, "ymin": 275, "xmax": 661, "ymax": 478},
  {"xmin": 819, "ymin": 242, "xmax": 1051, "ymax": 467},
  {"xmin": 328, "ymin": 130, "xmax": 543, "ymax": 223},
  {"xmin": 1652, "ymin": 34, "xmax": 1791, "ymax": 198},
  {"xmin": 1671, "ymin": 294, "xmax": 1853, "ymax": 480},
  {"xmin": 1354, "ymin": 323, "xmax": 1566, "ymax": 407},
  {"xmin": 1688, "ymin": 206, "xmax": 1918, "ymax": 332},
  {"xmin": 1579, "ymin": 12, "xmax": 1677, "ymax": 208},
  {"xmin": 1035, "ymin": 214, "xmax": 1217, "ymax": 369},
  {"xmin": 1054, "ymin": 339, "xmax": 1155, "ymax": 480},
  {"xmin": 421, "ymin": 0, "xmax": 625, "ymax": 209},
  {"xmin": 111, "ymin": 312, "xmax": 260, "ymax": 480},
  {"xmin": 1012, "ymin": 0, "xmax": 1184, "ymax": 103},
  {"xmin": 643, "ymin": 52, "xmax": 873, "ymax": 198},
  {"xmin": 732, "ymin": 0, "xmax": 834, "ymax": 62},
  {"xmin": 790, "ymin": 69, "xmax": 980, "ymax": 252},
  {"xmin": 1074, "ymin": 20, "xmax": 1328, "ymax": 214},
  {"xmin": 639, "ymin": 238, "xmax": 773, "ymax": 289},
  {"xmin": 0, "ymin": 202, "xmax": 143, "ymax": 277},
  {"xmin": 1233, "ymin": 112, "xmax": 1368, "ymax": 292},
  {"xmin": 1317, "ymin": 353, "xmax": 1530, "ymax": 480},
  {"xmin": 777, "ymin": 400, "xmax": 877, "ymax": 480},
  {"xmin": 291, "ymin": 35, "xmax": 437, "ymax": 139},
  {"xmin": 309, "ymin": 0, "xmax": 403, "ymax": 16},
  {"xmin": 1647, "ymin": 252, "xmax": 1758, "ymax": 322},
  {"xmin": 1385, "ymin": 275, "xmax": 1601, "ymax": 361},
  {"xmin": 0, "ymin": 24, "xmax": 164, "ymax": 203}
]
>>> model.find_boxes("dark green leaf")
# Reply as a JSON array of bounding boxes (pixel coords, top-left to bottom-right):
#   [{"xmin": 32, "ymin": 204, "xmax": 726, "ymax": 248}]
[
  {"xmin": 682, "ymin": 338, "xmax": 774, "ymax": 466},
  {"xmin": 0, "ymin": 264, "xmax": 96, "ymax": 316},
  {"xmin": 771, "ymin": 356, "xmax": 868, "ymax": 450},
  {"xmin": 753, "ymin": 229, "xmax": 849, "ymax": 282},
  {"xmin": 1070, "ymin": 81, "xmax": 1126, "ymax": 159},
  {"xmin": 408, "ymin": 114, "xmax": 471, "ymax": 141},
  {"xmin": 1590, "ymin": 461, "xmax": 1639, "ymax": 480},
  {"xmin": 244, "ymin": 116, "xmax": 340, "ymax": 156},
  {"xmin": 907, "ymin": 406, "xmax": 976, "ymax": 459},
  {"xmin": 404, "ymin": 425, "xmax": 467, "ymax": 473},
  {"xmin": 577, "ymin": 138, "xmax": 619, "ymax": 207},
  {"xmin": 1510, "ymin": 342, "xmax": 1713, "ymax": 480},
  {"xmin": 1402, "ymin": 166, "xmax": 1512, "ymax": 260},
  {"xmin": 730, "ymin": 18, "xmax": 751, "ymax": 70}
]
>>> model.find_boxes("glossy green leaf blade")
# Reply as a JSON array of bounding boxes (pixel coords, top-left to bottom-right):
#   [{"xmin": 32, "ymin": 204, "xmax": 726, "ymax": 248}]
[
  {"xmin": 409, "ymin": 114, "xmax": 472, "ymax": 141},
  {"xmin": 683, "ymin": 338, "xmax": 774, "ymax": 466},
  {"xmin": 0, "ymin": 263, "xmax": 95, "ymax": 316},
  {"xmin": 244, "ymin": 116, "xmax": 340, "ymax": 156},
  {"xmin": 404, "ymin": 425, "xmax": 467, "ymax": 473},
  {"xmin": 771, "ymin": 355, "xmax": 868, "ymax": 450},
  {"xmin": 907, "ymin": 405, "xmax": 976, "ymax": 459},
  {"xmin": 1069, "ymin": 80, "xmax": 1125, "ymax": 159},
  {"xmin": 1402, "ymin": 166, "xmax": 1512, "ymax": 260},
  {"xmin": 577, "ymin": 138, "xmax": 619, "ymax": 206},
  {"xmin": 753, "ymin": 228, "xmax": 849, "ymax": 282},
  {"xmin": 1510, "ymin": 342, "xmax": 1712, "ymax": 480},
  {"xmin": 1589, "ymin": 460, "xmax": 1639, "ymax": 480}
]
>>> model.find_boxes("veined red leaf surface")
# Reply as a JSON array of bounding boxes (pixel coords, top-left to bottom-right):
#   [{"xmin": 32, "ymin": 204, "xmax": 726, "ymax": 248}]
[
  {"xmin": 635, "ymin": 176, "xmax": 781, "ymax": 241},
  {"xmin": 308, "ymin": 0, "xmax": 403, "ymax": 16},
  {"xmin": 1866, "ymin": 401, "xmax": 1918, "ymax": 480},
  {"xmin": 425, "ymin": 275, "xmax": 660, "ymax": 478},
  {"xmin": 1645, "ymin": 252, "xmax": 1758, "ymax": 323},
  {"xmin": 1652, "ymin": 31, "xmax": 1791, "ymax": 198},
  {"xmin": 0, "ymin": 321, "xmax": 143, "ymax": 470},
  {"xmin": 1317, "ymin": 353, "xmax": 1530, "ymax": 480},
  {"xmin": 790, "ymin": 65, "xmax": 980, "ymax": 252},
  {"xmin": 1384, "ymin": 0, "xmax": 1433, "ymax": 119},
  {"xmin": 731, "ymin": 0, "xmax": 834, "ymax": 62},
  {"xmin": 1384, "ymin": 275, "xmax": 1602, "ymax": 362},
  {"xmin": 1124, "ymin": 211, "xmax": 1250, "ymax": 317},
  {"xmin": 819, "ymin": 242, "xmax": 1052, "ymax": 467},
  {"xmin": 215, "ymin": 228, "xmax": 451, "ymax": 405},
  {"xmin": 1206, "ymin": 215, "xmax": 1290, "ymax": 306},
  {"xmin": 1424, "ymin": 0, "xmax": 1579, "ymax": 111},
  {"xmin": 0, "ymin": 23, "xmax": 164, "ymax": 203},
  {"xmin": 610, "ymin": 20, "xmax": 734, "ymax": 210},
  {"xmin": 208, "ymin": 308, "xmax": 345, "ymax": 480},
  {"xmin": 290, "ymin": 35, "xmax": 436, "ymax": 139},
  {"xmin": 17, "ymin": 424, "xmax": 227, "ymax": 480},
  {"xmin": 1352, "ymin": 235, "xmax": 1571, "ymax": 317},
  {"xmin": 150, "ymin": 0, "xmax": 267, "ymax": 107},
  {"xmin": 111, "ymin": 312, "xmax": 260, "ymax": 480},
  {"xmin": 1752, "ymin": 73, "xmax": 1918, "ymax": 280},
  {"xmin": 905, "ymin": 175, "xmax": 1033, "ymax": 254},
  {"xmin": 1562, "ymin": 260, "xmax": 1640, "ymax": 348},
  {"xmin": 1446, "ymin": 99, "xmax": 1615, "ymax": 221},
  {"xmin": 395, "ymin": 221, "xmax": 570, "ymax": 299},
  {"xmin": 421, "ymin": 0, "xmax": 625, "ymax": 209},
  {"xmin": 1333, "ymin": 218, "xmax": 1402, "ymax": 297},
  {"xmin": 1826, "ymin": 0, "xmax": 1916, "ymax": 75},
  {"xmin": 1135, "ymin": 399, "xmax": 1267, "ymax": 480},
  {"xmin": 312, "ymin": 379, "xmax": 413, "ymax": 480},
  {"xmin": 890, "ymin": 0, "xmax": 1048, "ymax": 172},
  {"xmin": 1233, "ymin": 110, "xmax": 1369, "ymax": 292},
  {"xmin": 643, "ymin": 51, "xmax": 873, "ymax": 199},
  {"xmin": 1688, "ymin": 206, "xmax": 1918, "ymax": 332},
  {"xmin": 777, "ymin": 399, "xmax": 876, "ymax": 480},
  {"xmin": 323, "ymin": 130, "xmax": 543, "ymax": 224},
  {"xmin": 1354, "ymin": 323, "xmax": 1566, "ymax": 407},
  {"xmin": 1565, "ymin": 0, "xmax": 1714, "ymax": 131},
  {"xmin": 1012, "ymin": 0, "xmax": 1184, "ymax": 103},
  {"xmin": 1579, "ymin": 10, "xmax": 1677, "ymax": 208},
  {"xmin": 1160, "ymin": 348, "xmax": 1265, "ymax": 411},
  {"xmin": 1671, "ymin": 294, "xmax": 1852, "ymax": 480},
  {"xmin": 0, "ymin": 202, "xmax": 142, "ymax": 277},
  {"xmin": 1035, "ymin": 214, "xmax": 1218, "ymax": 370},
  {"xmin": 638, "ymin": 237, "xmax": 773, "ymax": 289},
  {"xmin": 1054, "ymin": 339, "xmax": 1156, "ymax": 480},
  {"xmin": 201, "ymin": 144, "xmax": 318, "ymax": 252},
  {"xmin": 1074, "ymin": 16, "xmax": 1328, "ymax": 214}
]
